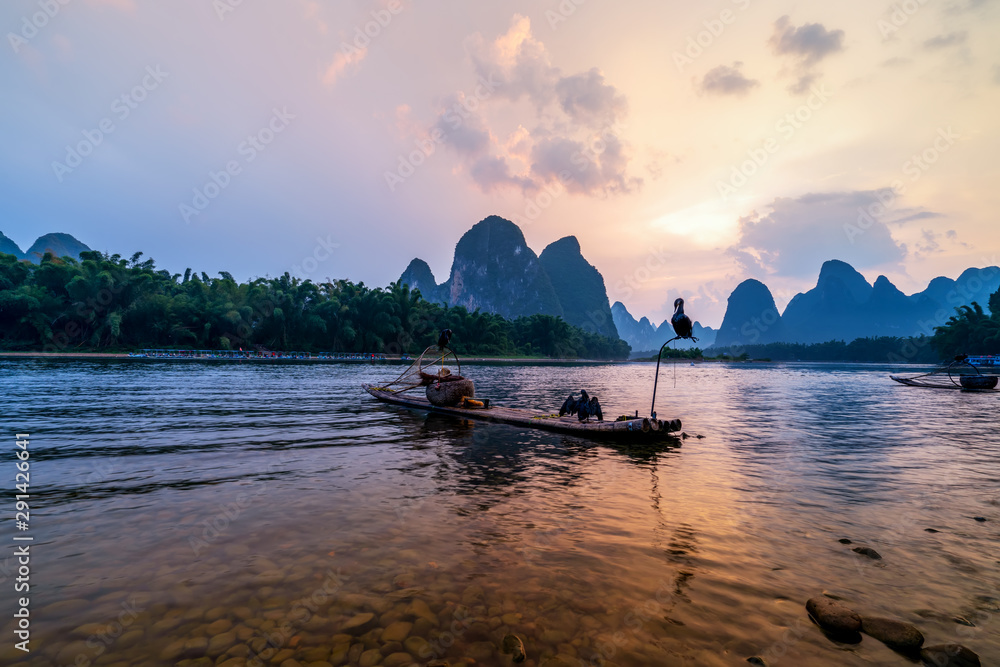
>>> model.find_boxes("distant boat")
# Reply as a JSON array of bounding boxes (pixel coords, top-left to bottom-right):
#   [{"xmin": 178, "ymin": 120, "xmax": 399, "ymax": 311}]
[
  {"xmin": 967, "ymin": 355, "xmax": 998, "ymax": 368},
  {"xmin": 890, "ymin": 355, "xmax": 998, "ymax": 391}
]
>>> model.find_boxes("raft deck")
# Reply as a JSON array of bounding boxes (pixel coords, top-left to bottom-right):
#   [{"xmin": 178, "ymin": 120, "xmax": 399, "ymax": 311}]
[{"xmin": 362, "ymin": 384, "xmax": 682, "ymax": 441}]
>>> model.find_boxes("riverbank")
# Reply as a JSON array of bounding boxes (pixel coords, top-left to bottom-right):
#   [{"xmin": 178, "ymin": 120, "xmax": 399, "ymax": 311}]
[{"xmin": 0, "ymin": 351, "xmax": 625, "ymax": 365}]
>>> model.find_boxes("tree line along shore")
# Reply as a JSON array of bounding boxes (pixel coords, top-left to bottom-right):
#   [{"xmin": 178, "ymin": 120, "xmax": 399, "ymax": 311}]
[{"xmin": 1, "ymin": 251, "xmax": 996, "ymax": 362}]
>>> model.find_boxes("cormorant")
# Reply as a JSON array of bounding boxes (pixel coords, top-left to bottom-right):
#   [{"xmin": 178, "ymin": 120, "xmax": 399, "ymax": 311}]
[
  {"xmin": 559, "ymin": 394, "xmax": 578, "ymax": 416},
  {"xmin": 578, "ymin": 391, "xmax": 603, "ymax": 422},
  {"xmin": 437, "ymin": 329, "xmax": 453, "ymax": 350},
  {"xmin": 588, "ymin": 396, "xmax": 603, "ymax": 422},
  {"xmin": 670, "ymin": 298, "xmax": 694, "ymax": 339}
]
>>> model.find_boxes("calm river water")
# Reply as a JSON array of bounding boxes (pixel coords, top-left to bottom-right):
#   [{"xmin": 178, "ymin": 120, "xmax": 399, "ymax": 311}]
[{"xmin": 1, "ymin": 359, "xmax": 998, "ymax": 666}]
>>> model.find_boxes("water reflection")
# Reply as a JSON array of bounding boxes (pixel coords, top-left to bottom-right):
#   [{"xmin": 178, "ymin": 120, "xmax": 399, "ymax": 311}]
[{"xmin": 2, "ymin": 359, "xmax": 998, "ymax": 666}]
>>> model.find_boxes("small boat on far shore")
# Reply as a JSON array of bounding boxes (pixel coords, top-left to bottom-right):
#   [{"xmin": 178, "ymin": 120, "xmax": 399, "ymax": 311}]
[{"xmin": 890, "ymin": 355, "xmax": 999, "ymax": 391}]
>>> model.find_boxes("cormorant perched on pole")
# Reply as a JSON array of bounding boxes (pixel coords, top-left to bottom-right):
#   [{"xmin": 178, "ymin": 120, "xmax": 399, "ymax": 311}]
[
  {"xmin": 670, "ymin": 298, "xmax": 693, "ymax": 339},
  {"xmin": 650, "ymin": 297, "xmax": 698, "ymax": 419}
]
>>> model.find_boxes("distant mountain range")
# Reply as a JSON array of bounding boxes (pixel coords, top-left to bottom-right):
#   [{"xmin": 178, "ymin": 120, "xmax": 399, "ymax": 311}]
[
  {"xmin": 398, "ymin": 215, "xmax": 619, "ymax": 339},
  {"xmin": 8, "ymin": 225, "xmax": 996, "ymax": 354},
  {"xmin": 611, "ymin": 302, "xmax": 717, "ymax": 354},
  {"xmin": 0, "ymin": 231, "xmax": 91, "ymax": 263},
  {"xmin": 712, "ymin": 259, "xmax": 1000, "ymax": 350}
]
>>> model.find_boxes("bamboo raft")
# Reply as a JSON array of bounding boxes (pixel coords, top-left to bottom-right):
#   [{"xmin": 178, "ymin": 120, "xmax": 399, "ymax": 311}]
[{"xmin": 362, "ymin": 384, "xmax": 682, "ymax": 441}]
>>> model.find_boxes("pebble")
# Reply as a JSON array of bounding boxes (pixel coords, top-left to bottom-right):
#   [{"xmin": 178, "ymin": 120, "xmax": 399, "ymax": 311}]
[
  {"xmin": 70, "ymin": 622, "xmax": 107, "ymax": 638},
  {"xmin": 502, "ymin": 634, "xmax": 527, "ymax": 663},
  {"xmin": 207, "ymin": 631, "xmax": 237, "ymax": 657},
  {"xmin": 838, "ymin": 538, "xmax": 852, "ymax": 544},
  {"xmin": 852, "ymin": 546, "xmax": 882, "ymax": 560},
  {"xmin": 919, "ymin": 644, "xmax": 981, "ymax": 666},
  {"xmin": 359, "ymin": 648, "xmax": 382, "ymax": 667},
  {"xmin": 952, "ymin": 616, "xmax": 975, "ymax": 627},
  {"xmin": 271, "ymin": 648, "xmax": 296, "ymax": 663},
  {"xmin": 860, "ymin": 616, "xmax": 924, "ymax": 651},
  {"xmin": 468, "ymin": 642, "xmax": 495, "ymax": 661},
  {"xmin": 207, "ymin": 618, "xmax": 233, "ymax": 634},
  {"xmin": 55, "ymin": 641, "xmax": 91, "ymax": 665},
  {"xmin": 806, "ymin": 597, "xmax": 862, "ymax": 634},
  {"xmin": 405, "ymin": 598, "xmax": 439, "ymax": 625},
  {"xmin": 381, "ymin": 620, "xmax": 413, "ymax": 642},
  {"xmin": 383, "ymin": 652, "xmax": 417, "ymax": 667},
  {"xmin": 160, "ymin": 638, "xmax": 188, "ymax": 661},
  {"xmin": 972, "ymin": 517, "xmax": 987, "ymax": 522},
  {"xmin": 341, "ymin": 612, "xmax": 377, "ymax": 635},
  {"xmin": 925, "ymin": 528, "xmax": 940, "ymax": 533},
  {"xmin": 747, "ymin": 658, "xmax": 768, "ymax": 666}
]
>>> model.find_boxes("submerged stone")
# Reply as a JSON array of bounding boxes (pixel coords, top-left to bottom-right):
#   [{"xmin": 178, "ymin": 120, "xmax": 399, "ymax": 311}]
[
  {"xmin": 341, "ymin": 612, "xmax": 377, "ymax": 635},
  {"xmin": 806, "ymin": 597, "xmax": 862, "ymax": 634},
  {"xmin": 852, "ymin": 546, "xmax": 882, "ymax": 559},
  {"xmin": 838, "ymin": 538, "xmax": 852, "ymax": 544},
  {"xmin": 502, "ymin": 633, "xmax": 527, "ymax": 663},
  {"xmin": 920, "ymin": 644, "xmax": 981, "ymax": 666},
  {"xmin": 860, "ymin": 616, "xmax": 924, "ymax": 651}
]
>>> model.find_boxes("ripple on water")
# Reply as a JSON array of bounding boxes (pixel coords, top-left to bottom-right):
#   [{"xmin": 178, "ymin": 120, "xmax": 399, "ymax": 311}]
[{"xmin": 1, "ymin": 359, "xmax": 997, "ymax": 666}]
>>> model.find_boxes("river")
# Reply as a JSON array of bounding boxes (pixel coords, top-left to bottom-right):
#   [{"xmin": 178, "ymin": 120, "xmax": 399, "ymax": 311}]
[{"xmin": 1, "ymin": 359, "xmax": 997, "ymax": 666}]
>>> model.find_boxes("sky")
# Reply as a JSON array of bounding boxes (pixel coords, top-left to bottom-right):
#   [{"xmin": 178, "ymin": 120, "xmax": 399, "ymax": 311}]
[{"xmin": 2, "ymin": 0, "xmax": 998, "ymax": 328}]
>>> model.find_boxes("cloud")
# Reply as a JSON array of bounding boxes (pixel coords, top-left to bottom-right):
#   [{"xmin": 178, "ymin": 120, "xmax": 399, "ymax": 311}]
[
  {"xmin": 891, "ymin": 210, "xmax": 944, "ymax": 225},
  {"xmin": 727, "ymin": 191, "xmax": 908, "ymax": 278},
  {"xmin": 769, "ymin": 16, "xmax": 844, "ymax": 94},
  {"xmin": 915, "ymin": 228, "xmax": 942, "ymax": 255},
  {"xmin": 881, "ymin": 57, "xmax": 912, "ymax": 68},
  {"xmin": 555, "ymin": 68, "xmax": 628, "ymax": 126},
  {"xmin": 530, "ymin": 133, "xmax": 640, "ymax": 195},
  {"xmin": 412, "ymin": 14, "xmax": 639, "ymax": 196},
  {"xmin": 323, "ymin": 45, "xmax": 367, "ymax": 85},
  {"xmin": 469, "ymin": 155, "xmax": 533, "ymax": 192},
  {"xmin": 923, "ymin": 31, "xmax": 968, "ymax": 50},
  {"xmin": 465, "ymin": 14, "xmax": 558, "ymax": 110},
  {"xmin": 769, "ymin": 16, "xmax": 845, "ymax": 66},
  {"xmin": 699, "ymin": 62, "xmax": 760, "ymax": 96}
]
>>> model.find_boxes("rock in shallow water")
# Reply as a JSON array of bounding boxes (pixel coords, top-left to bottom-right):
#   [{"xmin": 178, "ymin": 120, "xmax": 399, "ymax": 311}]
[
  {"xmin": 919, "ymin": 644, "xmax": 981, "ymax": 666},
  {"xmin": 806, "ymin": 597, "xmax": 862, "ymax": 634},
  {"xmin": 852, "ymin": 546, "xmax": 882, "ymax": 559},
  {"xmin": 860, "ymin": 616, "xmax": 924, "ymax": 651},
  {"xmin": 502, "ymin": 633, "xmax": 527, "ymax": 663},
  {"xmin": 341, "ymin": 612, "xmax": 377, "ymax": 635}
]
